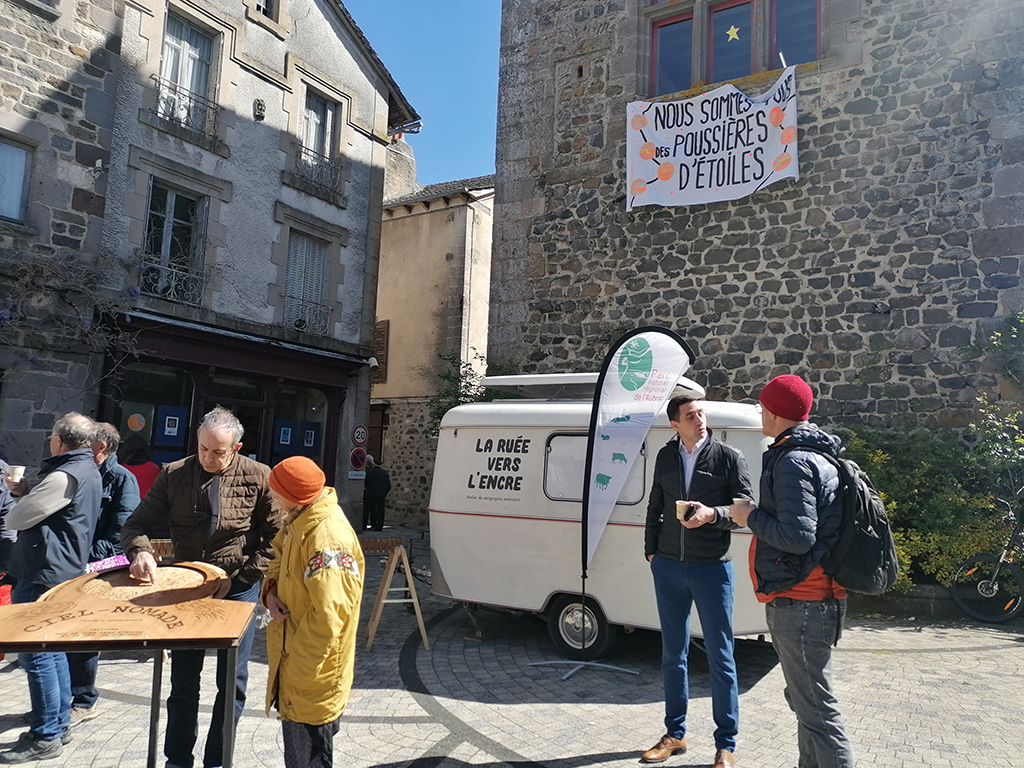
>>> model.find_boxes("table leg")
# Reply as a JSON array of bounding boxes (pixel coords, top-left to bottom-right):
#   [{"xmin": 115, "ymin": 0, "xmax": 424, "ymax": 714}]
[
  {"xmin": 148, "ymin": 649, "xmax": 163, "ymax": 768},
  {"xmin": 222, "ymin": 645, "xmax": 238, "ymax": 768}
]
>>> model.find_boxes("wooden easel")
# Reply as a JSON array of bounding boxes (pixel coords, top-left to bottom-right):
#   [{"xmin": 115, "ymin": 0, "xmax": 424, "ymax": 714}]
[{"xmin": 362, "ymin": 539, "xmax": 429, "ymax": 651}]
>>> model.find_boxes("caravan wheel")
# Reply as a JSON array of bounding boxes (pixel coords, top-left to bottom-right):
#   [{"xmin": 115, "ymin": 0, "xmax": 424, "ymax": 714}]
[{"xmin": 546, "ymin": 594, "xmax": 618, "ymax": 660}]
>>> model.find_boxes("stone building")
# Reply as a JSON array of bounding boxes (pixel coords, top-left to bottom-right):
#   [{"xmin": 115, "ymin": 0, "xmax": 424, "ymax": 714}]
[
  {"xmin": 372, "ymin": 170, "xmax": 495, "ymax": 525},
  {"xmin": 0, "ymin": 0, "xmax": 122, "ymax": 461},
  {"xmin": 490, "ymin": 0, "xmax": 1024, "ymax": 424},
  {"xmin": 0, "ymin": 0, "xmax": 417, "ymax": 516}
]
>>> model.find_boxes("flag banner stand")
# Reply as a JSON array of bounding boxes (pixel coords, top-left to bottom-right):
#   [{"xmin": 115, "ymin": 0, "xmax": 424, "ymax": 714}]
[{"xmin": 531, "ymin": 327, "xmax": 696, "ymax": 679}]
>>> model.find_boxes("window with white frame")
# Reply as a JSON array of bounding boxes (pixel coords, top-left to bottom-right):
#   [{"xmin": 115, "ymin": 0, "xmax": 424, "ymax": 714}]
[
  {"xmin": 158, "ymin": 13, "xmax": 217, "ymax": 133},
  {"xmin": 284, "ymin": 231, "xmax": 329, "ymax": 334},
  {"xmin": 142, "ymin": 181, "xmax": 207, "ymax": 305},
  {"xmin": 302, "ymin": 90, "xmax": 335, "ymax": 160},
  {"xmin": 649, "ymin": 0, "xmax": 820, "ymax": 96},
  {"xmin": 256, "ymin": 0, "xmax": 275, "ymax": 20},
  {"xmin": 296, "ymin": 88, "xmax": 344, "ymax": 193},
  {"xmin": 0, "ymin": 137, "xmax": 30, "ymax": 222}
]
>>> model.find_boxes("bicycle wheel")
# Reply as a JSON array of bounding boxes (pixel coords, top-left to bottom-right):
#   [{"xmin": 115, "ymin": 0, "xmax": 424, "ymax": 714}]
[{"xmin": 950, "ymin": 554, "xmax": 1024, "ymax": 624}]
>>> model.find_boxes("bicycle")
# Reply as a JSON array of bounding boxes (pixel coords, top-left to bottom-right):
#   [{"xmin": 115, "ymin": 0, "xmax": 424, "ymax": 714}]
[{"xmin": 949, "ymin": 497, "xmax": 1024, "ymax": 623}]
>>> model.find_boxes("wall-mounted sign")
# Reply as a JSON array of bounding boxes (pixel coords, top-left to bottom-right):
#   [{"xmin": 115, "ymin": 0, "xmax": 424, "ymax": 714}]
[
  {"xmin": 350, "ymin": 448, "xmax": 367, "ymax": 471},
  {"xmin": 352, "ymin": 425, "xmax": 368, "ymax": 446}
]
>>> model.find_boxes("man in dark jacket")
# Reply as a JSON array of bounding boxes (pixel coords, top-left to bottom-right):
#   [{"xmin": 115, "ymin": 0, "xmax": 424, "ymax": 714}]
[
  {"xmin": 0, "ymin": 459, "xmax": 16, "ymax": 574},
  {"xmin": 362, "ymin": 455, "xmax": 391, "ymax": 531},
  {"xmin": 66, "ymin": 422, "xmax": 141, "ymax": 726},
  {"xmin": 1, "ymin": 413, "xmax": 101, "ymax": 764},
  {"xmin": 642, "ymin": 396, "xmax": 752, "ymax": 768},
  {"xmin": 122, "ymin": 406, "xmax": 283, "ymax": 768},
  {"xmin": 730, "ymin": 375, "xmax": 853, "ymax": 768}
]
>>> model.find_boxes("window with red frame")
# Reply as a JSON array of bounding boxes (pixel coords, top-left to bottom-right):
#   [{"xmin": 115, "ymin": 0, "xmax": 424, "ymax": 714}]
[{"xmin": 648, "ymin": 0, "xmax": 820, "ymax": 96}]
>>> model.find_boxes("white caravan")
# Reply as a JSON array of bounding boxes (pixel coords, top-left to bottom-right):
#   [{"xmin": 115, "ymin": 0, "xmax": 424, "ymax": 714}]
[{"xmin": 428, "ymin": 373, "xmax": 771, "ymax": 658}]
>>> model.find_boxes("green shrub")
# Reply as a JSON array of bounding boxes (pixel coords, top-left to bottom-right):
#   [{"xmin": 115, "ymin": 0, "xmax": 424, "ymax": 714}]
[{"xmin": 842, "ymin": 420, "xmax": 1011, "ymax": 590}]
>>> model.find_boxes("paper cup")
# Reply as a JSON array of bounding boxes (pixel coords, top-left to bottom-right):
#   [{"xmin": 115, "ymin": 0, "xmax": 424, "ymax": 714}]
[
  {"xmin": 675, "ymin": 500, "xmax": 688, "ymax": 520},
  {"xmin": 732, "ymin": 497, "xmax": 751, "ymax": 506},
  {"xmin": 7, "ymin": 465, "xmax": 25, "ymax": 483}
]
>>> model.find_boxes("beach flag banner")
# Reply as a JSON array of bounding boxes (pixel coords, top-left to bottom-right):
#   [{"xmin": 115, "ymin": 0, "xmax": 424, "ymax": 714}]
[{"xmin": 582, "ymin": 328, "xmax": 695, "ymax": 567}]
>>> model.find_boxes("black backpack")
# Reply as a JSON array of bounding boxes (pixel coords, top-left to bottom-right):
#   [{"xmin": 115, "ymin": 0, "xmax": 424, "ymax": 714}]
[{"xmin": 781, "ymin": 447, "xmax": 899, "ymax": 595}]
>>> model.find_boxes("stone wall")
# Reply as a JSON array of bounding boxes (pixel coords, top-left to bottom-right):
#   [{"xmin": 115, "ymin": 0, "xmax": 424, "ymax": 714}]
[
  {"xmin": 379, "ymin": 398, "xmax": 436, "ymax": 528},
  {"xmin": 491, "ymin": 0, "xmax": 1024, "ymax": 424},
  {"xmin": 0, "ymin": 0, "xmax": 120, "ymax": 459}
]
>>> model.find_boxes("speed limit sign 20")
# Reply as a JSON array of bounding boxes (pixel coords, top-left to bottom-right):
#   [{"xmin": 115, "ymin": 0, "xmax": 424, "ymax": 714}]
[{"xmin": 352, "ymin": 424, "xmax": 368, "ymax": 446}]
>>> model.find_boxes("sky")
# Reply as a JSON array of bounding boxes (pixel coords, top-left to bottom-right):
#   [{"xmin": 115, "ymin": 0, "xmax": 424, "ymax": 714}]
[{"xmin": 342, "ymin": 0, "xmax": 502, "ymax": 187}]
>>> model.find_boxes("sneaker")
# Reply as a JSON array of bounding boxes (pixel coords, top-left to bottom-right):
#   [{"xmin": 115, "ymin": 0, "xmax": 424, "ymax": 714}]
[
  {"xmin": 68, "ymin": 706, "xmax": 99, "ymax": 726},
  {"xmin": 61, "ymin": 729, "xmax": 72, "ymax": 746},
  {"xmin": 0, "ymin": 732, "xmax": 63, "ymax": 763}
]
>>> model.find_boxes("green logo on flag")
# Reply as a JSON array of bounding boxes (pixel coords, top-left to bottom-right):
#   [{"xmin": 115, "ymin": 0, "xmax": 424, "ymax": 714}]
[{"xmin": 618, "ymin": 338, "xmax": 653, "ymax": 391}]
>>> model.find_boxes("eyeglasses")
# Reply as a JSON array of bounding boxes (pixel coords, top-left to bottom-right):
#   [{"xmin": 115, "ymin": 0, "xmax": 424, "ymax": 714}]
[{"xmin": 44, "ymin": 434, "xmax": 58, "ymax": 444}]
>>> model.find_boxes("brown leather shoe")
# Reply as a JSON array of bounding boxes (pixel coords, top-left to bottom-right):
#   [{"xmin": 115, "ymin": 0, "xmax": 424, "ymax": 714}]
[
  {"xmin": 641, "ymin": 735, "xmax": 688, "ymax": 762},
  {"xmin": 713, "ymin": 748, "xmax": 736, "ymax": 768}
]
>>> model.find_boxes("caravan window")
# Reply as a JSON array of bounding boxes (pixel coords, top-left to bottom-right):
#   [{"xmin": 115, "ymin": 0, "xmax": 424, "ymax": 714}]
[{"xmin": 544, "ymin": 434, "xmax": 647, "ymax": 504}]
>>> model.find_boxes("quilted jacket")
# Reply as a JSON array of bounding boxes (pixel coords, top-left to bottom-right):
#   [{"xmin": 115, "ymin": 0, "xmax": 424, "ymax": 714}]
[
  {"xmin": 121, "ymin": 453, "xmax": 282, "ymax": 585},
  {"xmin": 746, "ymin": 424, "xmax": 844, "ymax": 594},
  {"xmin": 263, "ymin": 488, "xmax": 364, "ymax": 725}
]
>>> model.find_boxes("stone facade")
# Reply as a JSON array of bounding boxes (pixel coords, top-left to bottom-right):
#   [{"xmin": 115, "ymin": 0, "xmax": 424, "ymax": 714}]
[
  {"xmin": 376, "ymin": 398, "xmax": 435, "ymax": 527},
  {"xmin": 491, "ymin": 0, "xmax": 1024, "ymax": 424},
  {"xmin": 0, "ymin": 0, "xmax": 122, "ymax": 463}
]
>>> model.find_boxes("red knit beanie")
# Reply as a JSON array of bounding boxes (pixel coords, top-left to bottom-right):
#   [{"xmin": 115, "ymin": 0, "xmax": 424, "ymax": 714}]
[
  {"xmin": 759, "ymin": 374, "xmax": 814, "ymax": 422},
  {"xmin": 270, "ymin": 456, "xmax": 325, "ymax": 506}
]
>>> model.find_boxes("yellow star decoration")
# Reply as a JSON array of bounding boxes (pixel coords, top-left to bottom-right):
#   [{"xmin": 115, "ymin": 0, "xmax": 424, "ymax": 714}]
[{"xmin": 726, "ymin": 25, "xmax": 740, "ymax": 41}]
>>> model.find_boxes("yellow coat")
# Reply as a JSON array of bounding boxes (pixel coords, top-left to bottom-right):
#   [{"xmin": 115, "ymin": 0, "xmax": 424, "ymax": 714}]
[{"xmin": 264, "ymin": 488, "xmax": 364, "ymax": 725}]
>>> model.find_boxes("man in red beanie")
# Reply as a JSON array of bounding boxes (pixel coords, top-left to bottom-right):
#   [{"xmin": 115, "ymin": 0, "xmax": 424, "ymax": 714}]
[
  {"xmin": 262, "ymin": 456, "xmax": 364, "ymax": 768},
  {"xmin": 730, "ymin": 375, "xmax": 853, "ymax": 768}
]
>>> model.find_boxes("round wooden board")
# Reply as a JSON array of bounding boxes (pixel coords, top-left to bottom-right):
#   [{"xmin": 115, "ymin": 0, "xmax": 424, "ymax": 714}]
[{"xmin": 41, "ymin": 562, "xmax": 231, "ymax": 607}]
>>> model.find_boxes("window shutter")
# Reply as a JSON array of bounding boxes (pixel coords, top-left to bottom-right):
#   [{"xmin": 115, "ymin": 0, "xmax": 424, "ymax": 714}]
[
  {"xmin": 302, "ymin": 237, "xmax": 325, "ymax": 304},
  {"xmin": 189, "ymin": 195, "xmax": 209, "ymax": 271},
  {"xmin": 286, "ymin": 232, "xmax": 306, "ymax": 300}
]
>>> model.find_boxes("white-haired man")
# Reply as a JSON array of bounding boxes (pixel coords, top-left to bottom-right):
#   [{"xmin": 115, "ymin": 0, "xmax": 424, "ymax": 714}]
[{"xmin": 122, "ymin": 406, "xmax": 283, "ymax": 768}]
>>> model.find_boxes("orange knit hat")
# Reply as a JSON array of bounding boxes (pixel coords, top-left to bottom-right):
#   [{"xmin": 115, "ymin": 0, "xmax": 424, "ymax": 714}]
[{"xmin": 270, "ymin": 456, "xmax": 325, "ymax": 506}]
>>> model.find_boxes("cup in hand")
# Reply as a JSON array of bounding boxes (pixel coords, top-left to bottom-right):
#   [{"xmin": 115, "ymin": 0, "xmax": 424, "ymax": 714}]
[
  {"xmin": 7, "ymin": 465, "xmax": 25, "ymax": 483},
  {"xmin": 676, "ymin": 500, "xmax": 697, "ymax": 521}
]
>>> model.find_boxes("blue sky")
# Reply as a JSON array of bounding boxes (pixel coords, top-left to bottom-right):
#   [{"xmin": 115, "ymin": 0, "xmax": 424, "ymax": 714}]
[{"xmin": 342, "ymin": 0, "xmax": 502, "ymax": 187}]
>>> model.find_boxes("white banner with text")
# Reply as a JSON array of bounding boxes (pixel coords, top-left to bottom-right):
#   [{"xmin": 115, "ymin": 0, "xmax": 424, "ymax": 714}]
[{"xmin": 626, "ymin": 67, "xmax": 799, "ymax": 210}]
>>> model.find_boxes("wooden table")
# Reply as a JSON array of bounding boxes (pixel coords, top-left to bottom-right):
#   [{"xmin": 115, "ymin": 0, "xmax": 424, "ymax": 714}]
[{"xmin": 0, "ymin": 563, "xmax": 255, "ymax": 768}]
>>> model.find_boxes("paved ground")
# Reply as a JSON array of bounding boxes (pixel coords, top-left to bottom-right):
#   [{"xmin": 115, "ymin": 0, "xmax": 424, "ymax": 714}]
[{"xmin": 2, "ymin": 526, "xmax": 1023, "ymax": 767}]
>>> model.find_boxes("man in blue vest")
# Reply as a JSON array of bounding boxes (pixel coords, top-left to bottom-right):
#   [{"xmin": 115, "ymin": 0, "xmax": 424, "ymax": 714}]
[
  {"xmin": 66, "ymin": 422, "xmax": 140, "ymax": 726},
  {"xmin": 0, "ymin": 413, "xmax": 102, "ymax": 764}
]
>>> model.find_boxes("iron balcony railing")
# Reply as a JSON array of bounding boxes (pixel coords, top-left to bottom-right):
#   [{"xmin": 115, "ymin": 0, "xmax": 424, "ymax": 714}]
[
  {"xmin": 283, "ymin": 295, "xmax": 332, "ymax": 335},
  {"xmin": 295, "ymin": 145, "xmax": 345, "ymax": 194},
  {"xmin": 140, "ymin": 254, "xmax": 204, "ymax": 306},
  {"xmin": 151, "ymin": 75, "xmax": 220, "ymax": 137}
]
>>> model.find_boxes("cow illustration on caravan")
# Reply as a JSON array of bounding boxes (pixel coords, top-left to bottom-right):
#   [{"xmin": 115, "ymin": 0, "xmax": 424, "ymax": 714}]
[{"xmin": 428, "ymin": 372, "xmax": 770, "ymax": 659}]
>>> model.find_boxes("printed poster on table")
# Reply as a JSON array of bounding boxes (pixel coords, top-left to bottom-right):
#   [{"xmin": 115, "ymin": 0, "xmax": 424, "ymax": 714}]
[{"xmin": 626, "ymin": 67, "xmax": 799, "ymax": 210}]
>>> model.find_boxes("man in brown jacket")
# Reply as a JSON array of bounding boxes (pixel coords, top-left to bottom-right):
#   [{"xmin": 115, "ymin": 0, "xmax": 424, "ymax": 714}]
[{"xmin": 122, "ymin": 406, "xmax": 282, "ymax": 768}]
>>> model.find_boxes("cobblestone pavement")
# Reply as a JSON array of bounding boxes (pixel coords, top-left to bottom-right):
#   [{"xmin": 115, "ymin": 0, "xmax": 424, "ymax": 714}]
[{"xmin": 2, "ymin": 527, "xmax": 1023, "ymax": 767}]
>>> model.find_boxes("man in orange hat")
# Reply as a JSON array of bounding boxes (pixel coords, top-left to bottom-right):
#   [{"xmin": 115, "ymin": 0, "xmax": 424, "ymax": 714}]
[
  {"xmin": 262, "ymin": 456, "xmax": 364, "ymax": 768},
  {"xmin": 730, "ymin": 375, "xmax": 853, "ymax": 768}
]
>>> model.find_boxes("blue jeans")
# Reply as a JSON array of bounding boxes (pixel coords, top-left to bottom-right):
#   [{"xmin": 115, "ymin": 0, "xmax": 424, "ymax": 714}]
[
  {"xmin": 650, "ymin": 555, "xmax": 739, "ymax": 752},
  {"xmin": 68, "ymin": 651, "xmax": 99, "ymax": 708},
  {"xmin": 766, "ymin": 598, "xmax": 854, "ymax": 768},
  {"xmin": 165, "ymin": 579, "xmax": 259, "ymax": 768},
  {"xmin": 13, "ymin": 582, "xmax": 71, "ymax": 741}
]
